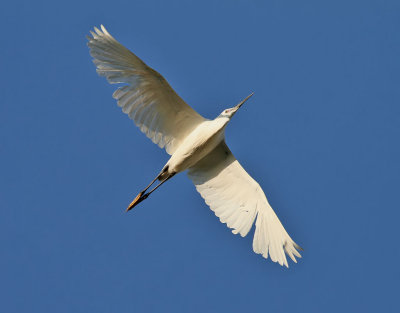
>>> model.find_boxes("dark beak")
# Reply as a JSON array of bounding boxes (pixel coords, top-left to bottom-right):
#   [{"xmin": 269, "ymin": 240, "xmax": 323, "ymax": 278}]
[{"xmin": 234, "ymin": 92, "xmax": 254, "ymax": 110}]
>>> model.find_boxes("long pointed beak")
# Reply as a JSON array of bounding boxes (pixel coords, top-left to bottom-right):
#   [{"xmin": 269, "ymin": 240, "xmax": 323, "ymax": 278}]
[{"xmin": 234, "ymin": 92, "xmax": 254, "ymax": 110}]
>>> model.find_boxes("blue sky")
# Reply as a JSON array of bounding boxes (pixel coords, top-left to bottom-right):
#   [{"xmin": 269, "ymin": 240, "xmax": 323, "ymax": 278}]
[{"xmin": 1, "ymin": 0, "xmax": 399, "ymax": 312}]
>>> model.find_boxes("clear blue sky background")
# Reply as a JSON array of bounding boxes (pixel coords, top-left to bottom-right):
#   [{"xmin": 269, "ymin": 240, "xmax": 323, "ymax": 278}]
[{"xmin": 1, "ymin": 0, "xmax": 399, "ymax": 312}]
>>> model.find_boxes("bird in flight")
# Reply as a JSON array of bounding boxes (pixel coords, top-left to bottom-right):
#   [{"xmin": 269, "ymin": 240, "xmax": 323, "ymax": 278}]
[{"xmin": 87, "ymin": 25, "xmax": 302, "ymax": 267}]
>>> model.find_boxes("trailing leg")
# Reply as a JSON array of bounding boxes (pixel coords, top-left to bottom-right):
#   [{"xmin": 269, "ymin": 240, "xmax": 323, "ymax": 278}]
[{"xmin": 126, "ymin": 167, "xmax": 176, "ymax": 211}]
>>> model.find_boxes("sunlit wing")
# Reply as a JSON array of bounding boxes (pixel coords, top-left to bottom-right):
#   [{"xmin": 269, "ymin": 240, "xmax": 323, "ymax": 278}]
[
  {"xmin": 187, "ymin": 141, "xmax": 302, "ymax": 267},
  {"xmin": 87, "ymin": 25, "xmax": 207, "ymax": 155}
]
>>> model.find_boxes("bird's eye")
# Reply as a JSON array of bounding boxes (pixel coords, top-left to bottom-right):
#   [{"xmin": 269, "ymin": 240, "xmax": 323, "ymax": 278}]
[{"xmin": 224, "ymin": 110, "xmax": 228, "ymax": 113}]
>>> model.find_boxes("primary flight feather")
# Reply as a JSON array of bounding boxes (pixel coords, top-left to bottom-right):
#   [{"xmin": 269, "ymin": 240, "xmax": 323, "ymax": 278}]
[{"xmin": 87, "ymin": 25, "xmax": 302, "ymax": 267}]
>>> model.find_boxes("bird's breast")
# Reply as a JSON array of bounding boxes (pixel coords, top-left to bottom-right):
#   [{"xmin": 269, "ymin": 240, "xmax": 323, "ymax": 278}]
[{"xmin": 166, "ymin": 119, "xmax": 227, "ymax": 173}]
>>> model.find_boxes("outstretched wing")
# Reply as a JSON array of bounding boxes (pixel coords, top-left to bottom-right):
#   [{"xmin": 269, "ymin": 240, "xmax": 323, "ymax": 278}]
[
  {"xmin": 187, "ymin": 141, "xmax": 302, "ymax": 267},
  {"xmin": 87, "ymin": 25, "xmax": 206, "ymax": 155}
]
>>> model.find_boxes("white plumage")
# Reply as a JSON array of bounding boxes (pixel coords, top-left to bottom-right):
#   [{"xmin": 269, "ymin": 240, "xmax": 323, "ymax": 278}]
[{"xmin": 87, "ymin": 25, "xmax": 302, "ymax": 267}]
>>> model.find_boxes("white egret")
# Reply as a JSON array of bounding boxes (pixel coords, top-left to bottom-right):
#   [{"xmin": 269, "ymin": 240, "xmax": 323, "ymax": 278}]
[{"xmin": 87, "ymin": 25, "xmax": 302, "ymax": 267}]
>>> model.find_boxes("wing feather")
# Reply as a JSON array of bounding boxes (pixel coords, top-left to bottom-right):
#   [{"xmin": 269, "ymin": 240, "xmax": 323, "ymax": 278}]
[
  {"xmin": 188, "ymin": 141, "xmax": 302, "ymax": 267},
  {"xmin": 87, "ymin": 25, "xmax": 206, "ymax": 154}
]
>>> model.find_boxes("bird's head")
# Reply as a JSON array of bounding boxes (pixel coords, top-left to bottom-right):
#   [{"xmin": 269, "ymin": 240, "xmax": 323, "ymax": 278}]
[{"xmin": 218, "ymin": 92, "xmax": 254, "ymax": 119}]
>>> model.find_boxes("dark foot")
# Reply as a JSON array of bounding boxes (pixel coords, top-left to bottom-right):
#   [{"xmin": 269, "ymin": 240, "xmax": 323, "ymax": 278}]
[{"xmin": 126, "ymin": 191, "xmax": 148, "ymax": 212}]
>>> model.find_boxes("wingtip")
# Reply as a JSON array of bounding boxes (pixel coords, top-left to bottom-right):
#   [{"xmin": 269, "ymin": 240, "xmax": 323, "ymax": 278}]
[
  {"xmin": 88, "ymin": 25, "xmax": 107, "ymax": 39},
  {"xmin": 100, "ymin": 24, "xmax": 109, "ymax": 35},
  {"xmin": 294, "ymin": 242, "xmax": 304, "ymax": 252}
]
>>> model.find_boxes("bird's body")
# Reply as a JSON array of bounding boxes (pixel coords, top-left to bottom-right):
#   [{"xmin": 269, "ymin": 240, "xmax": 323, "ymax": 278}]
[
  {"xmin": 88, "ymin": 25, "xmax": 302, "ymax": 267},
  {"xmin": 166, "ymin": 118, "xmax": 227, "ymax": 175}
]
